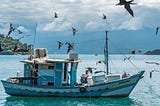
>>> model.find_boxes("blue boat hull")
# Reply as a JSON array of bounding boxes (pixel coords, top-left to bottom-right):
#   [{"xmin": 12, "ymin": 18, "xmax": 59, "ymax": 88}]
[{"xmin": 1, "ymin": 71, "xmax": 144, "ymax": 98}]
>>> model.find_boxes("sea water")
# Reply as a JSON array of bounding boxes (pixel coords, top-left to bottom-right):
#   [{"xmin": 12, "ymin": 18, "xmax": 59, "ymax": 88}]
[{"xmin": 0, "ymin": 54, "xmax": 160, "ymax": 106}]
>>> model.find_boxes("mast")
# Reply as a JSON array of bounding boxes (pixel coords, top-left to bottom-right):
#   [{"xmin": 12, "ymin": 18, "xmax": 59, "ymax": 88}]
[
  {"xmin": 32, "ymin": 22, "xmax": 37, "ymax": 55},
  {"xmin": 104, "ymin": 31, "xmax": 109, "ymax": 75}
]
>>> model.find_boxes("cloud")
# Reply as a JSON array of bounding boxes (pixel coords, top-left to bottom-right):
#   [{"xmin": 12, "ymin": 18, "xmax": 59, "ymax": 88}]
[
  {"xmin": 43, "ymin": 18, "xmax": 72, "ymax": 31},
  {"xmin": 17, "ymin": 26, "xmax": 31, "ymax": 33},
  {"xmin": 0, "ymin": 0, "xmax": 160, "ymax": 32}
]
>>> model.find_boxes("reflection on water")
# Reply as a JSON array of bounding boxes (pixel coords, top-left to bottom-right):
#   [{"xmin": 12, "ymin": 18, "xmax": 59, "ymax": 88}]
[{"xmin": 4, "ymin": 96, "xmax": 141, "ymax": 106}]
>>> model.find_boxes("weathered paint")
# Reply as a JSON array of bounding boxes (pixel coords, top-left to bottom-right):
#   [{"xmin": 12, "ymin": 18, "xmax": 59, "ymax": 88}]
[{"xmin": 1, "ymin": 71, "xmax": 144, "ymax": 98}]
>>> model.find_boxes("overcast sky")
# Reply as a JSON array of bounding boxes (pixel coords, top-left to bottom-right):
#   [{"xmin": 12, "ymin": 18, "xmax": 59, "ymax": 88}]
[{"xmin": 0, "ymin": 0, "xmax": 160, "ymax": 34}]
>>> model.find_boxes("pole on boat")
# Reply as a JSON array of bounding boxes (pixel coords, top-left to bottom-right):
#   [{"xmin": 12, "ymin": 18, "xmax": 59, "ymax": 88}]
[
  {"xmin": 32, "ymin": 22, "xmax": 37, "ymax": 55},
  {"xmin": 105, "ymin": 31, "xmax": 109, "ymax": 75}
]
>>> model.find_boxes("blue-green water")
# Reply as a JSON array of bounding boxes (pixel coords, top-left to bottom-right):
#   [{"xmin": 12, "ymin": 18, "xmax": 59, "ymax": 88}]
[{"xmin": 0, "ymin": 54, "xmax": 160, "ymax": 106}]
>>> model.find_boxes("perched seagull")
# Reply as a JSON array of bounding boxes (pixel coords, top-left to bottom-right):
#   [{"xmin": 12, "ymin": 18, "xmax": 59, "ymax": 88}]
[
  {"xmin": 54, "ymin": 12, "xmax": 58, "ymax": 18},
  {"xmin": 7, "ymin": 23, "xmax": 15, "ymax": 36},
  {"xmin": 155, "ymin": 27, "xmax": 160, "ymax": 35},
  {"xmin": 17, "ymin": 29, "xmax": 23, "ymax": 34},
  {"xmin": 102, "ymin": 14, "xmax": 107, "ymax": 19},
  {"xmin": 145, "ymin": 62, "xmax": 160, "ymax": 65},
  {"xmin": 57, "ymin": 41, "xmax": 64, "ymax": 50},
  {"xmin": 124, "ymin": 56, "xmax": 132, "ymax": 61},
  {"xmin": 96, "ymin": 60, "xmax": 106, "ymax": 65},
  {"xmin": 72, "ymin": 27, "xmax": 78, "ymax": 36},
  {"xmin": 116, "ymin": 0, "xmax": 137, "ymax": 17},
  {"xmin": 65, "ymin": 42, "xmax": 74, "ymax": 53}
]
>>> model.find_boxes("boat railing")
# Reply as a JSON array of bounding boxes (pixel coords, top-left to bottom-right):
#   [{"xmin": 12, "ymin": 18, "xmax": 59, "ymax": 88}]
[{"xmin": 8, "ymin": 77, "xmax": 38, "ymax": 85}]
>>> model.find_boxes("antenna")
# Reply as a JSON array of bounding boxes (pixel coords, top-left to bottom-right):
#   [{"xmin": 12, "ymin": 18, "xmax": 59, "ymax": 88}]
[{"xmin": 32, "ymin": 22, "xmax": 37, "ymax": 55}]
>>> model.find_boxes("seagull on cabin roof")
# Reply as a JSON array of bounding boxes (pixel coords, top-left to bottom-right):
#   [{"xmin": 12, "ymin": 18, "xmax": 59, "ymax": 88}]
[
  {"xmin": 155, "ymin": 27, "xmax": 160, "ymax": 35},
  {"xmin": 116, "ymin": 0, "xmax": 137, "ymax": 17},
  {"xmin": 57, "ymin": 41, "xmax": 64, "ymax": 50},
  {"xmin": 7, "ymin": 23, "xmax": 15, "ymax": 36},
  {"xmin": 72, "ymin": 27, "xmax": 78, "ymax": 36},
  {"xmin": 65, "ymin": 42, "xmax": 74, "ymax": 53},
  {"xmin": 102, "ymin": 14, "xmax": 107, "ymax": 19}
]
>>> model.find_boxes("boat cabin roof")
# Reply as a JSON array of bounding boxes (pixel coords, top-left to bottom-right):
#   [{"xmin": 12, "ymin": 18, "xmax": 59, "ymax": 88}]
[{"xmin": 20, "ymin": 58, "xmax": 80, "ymax": 65}]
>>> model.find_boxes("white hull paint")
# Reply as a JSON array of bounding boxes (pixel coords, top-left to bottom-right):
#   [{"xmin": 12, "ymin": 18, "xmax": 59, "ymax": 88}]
[{"xmin": 1, "ymin": 71, "xmax": 144, "ymax": 98}]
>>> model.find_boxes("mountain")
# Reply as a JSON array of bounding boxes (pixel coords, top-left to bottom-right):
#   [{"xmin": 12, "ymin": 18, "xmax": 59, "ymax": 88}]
[
  {"xmin": 30, "ymin": 28, "xmax": 160, "ymax": 54},
  {"xmin": 0, "ymin": 34, "xmax": 32, "ymax": 55}
]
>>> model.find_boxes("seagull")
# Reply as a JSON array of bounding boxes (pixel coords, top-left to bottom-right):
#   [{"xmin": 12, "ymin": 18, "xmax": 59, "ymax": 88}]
[
  {"xmin": 57, "ymin": 41, "xmax": 64, "ymax": 50},
  {"xmin": 94, "ymin": 71, "xmax": 106, "ymax": 74},
  {"xmin": 116, "ymin": 0, "xmax": 137, "ymax": 17},
  {"xmin": 7, "ymin": 23, "xmax": 15, "ymax": 36},
  {"xmin": 54, "ymin": 12, "xmax": 58, "ymax": 18},
  {"xmin": 129, "ymin": 49, "xmax": 141, "ymax": 54},
  {"xmin": 150, "ymin": 69, "xmax": 160, "ymax": 78},
  {"xmin": 155, "ymin": 27, "xmax": 160, "ymax": 35},
  {"xmin": 0, "ymin": 43, "xmax": 3, "ymax": 52},
  {"xmin": 145, "ymin": 62, "xmax": 160, "ymax": 65},
  {"xmin": 72, "ymin": 27, "xmax": 78, "ymax": 36},
  {"xmin": 12, "ymin": 44, "xmax": 18, "ymax": 52},
  {"xmin": 65, "ymin": 42, "xmax": 74, "ymax": 53},
  {"xmin": 86, "ymin": 67, "xmax": 97, "ymax": 74},
  {"xmin": 17, "ymin": 29, "xmax": 23, "ymax": 34},
  {"xmin": 96, "ymin": 60, "xmax": 106, "ymax": 65},
  {"xmin": 102, "ymin": 14, "xmax": 107, "ymax": 19},
  {"xmin": 124, "ymin": 56, "xmax": 132, "ymax": 61}
]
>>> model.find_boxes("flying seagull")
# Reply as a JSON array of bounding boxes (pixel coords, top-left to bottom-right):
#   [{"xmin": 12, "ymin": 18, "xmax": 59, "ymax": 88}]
[
  {"xmin": 54, "ymin": 12, "xmax": 58, "ymax": 18},
  {"xmin": 124, "ymin": 56, "xmax": 132, "ymax": 61},
  {"xmin": 65, "ymin": 42, "xmax": 74, "ymax": 53},
  {"xmin": 155, "ymin": 27, "xmax": 160, "ymax": 35},
  {"xmin": 17, "ymin": 29, "xmax": 23, "ymax": 34},
  {"xmin": 129, "ymin": 49, "xmax": 141, "ymax": 54},
  {"xmin": 96, "ymin": 60, "xmax": 106, "ymax": 65},
  {"xmin": 7, "ymin": 23, "xmax": 15, "ymax": 36},
  {"xmin": 145, "ymin": 62, "xmax": 160, "ymax": 65},
  {"xmin": 150, "ymin": 69, "xmax": 160, "ymax": 78},
  {"xmin": 57, "ymin": 41, "xmax": 64, "ymax": 50},
  {"xmin": 0, "ymin": 43, "xmax": 3, "ymax": 52},
  {"xmin": 102, "ymin": 14, "xmax": 107, "ymax": 19},
  {"xmin": 116, "ymin": 0, "xmax": 137, "ymax": 17},
  {"xmin": 72, "ymin": 27, "xmax": 78, "ymax": 36}
]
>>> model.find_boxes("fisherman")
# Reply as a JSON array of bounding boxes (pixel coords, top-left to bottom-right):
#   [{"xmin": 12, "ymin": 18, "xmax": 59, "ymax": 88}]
[{"xmin": 80, "ymin": 69, "xmax": 89, "ymax": 83}]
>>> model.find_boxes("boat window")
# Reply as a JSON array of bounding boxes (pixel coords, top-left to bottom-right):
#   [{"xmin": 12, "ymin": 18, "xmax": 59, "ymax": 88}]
[
  {"xmin": 63, "ymin": 63, "xmax": 68, "ymax": 81},
  {"xmin": 48, "ymin": 66, "xmax": 55, "ymax": 69}
]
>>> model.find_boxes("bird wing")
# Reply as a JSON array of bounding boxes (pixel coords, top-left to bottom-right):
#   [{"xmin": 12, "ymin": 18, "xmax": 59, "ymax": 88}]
[
  {"xmin": 124, "ymin": 4, "xmax": 134, "ymax": 17},
  {"xmin": 156, "ymin": 27, "xmax": 159, "ymax": 35}
]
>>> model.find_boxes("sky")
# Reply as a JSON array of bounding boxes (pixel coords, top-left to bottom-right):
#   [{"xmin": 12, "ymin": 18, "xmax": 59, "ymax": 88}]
[{"xmin": 0, "ymin": 0, "xmax": 160, "ymax": 54}]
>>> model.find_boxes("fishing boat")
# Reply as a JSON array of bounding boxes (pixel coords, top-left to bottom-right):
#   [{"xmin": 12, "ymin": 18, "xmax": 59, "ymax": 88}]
[{"xmin": 1, "ymin": 31, "xmax": 145, "ymax": 98}]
